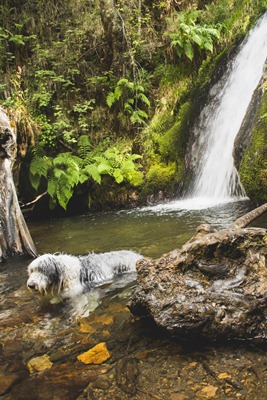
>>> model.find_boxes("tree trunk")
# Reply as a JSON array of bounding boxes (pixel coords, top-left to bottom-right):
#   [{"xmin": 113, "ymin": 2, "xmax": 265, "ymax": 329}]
[{"xmin": 0, "ymin": 108, "xmax": 37, "ymax": 261}]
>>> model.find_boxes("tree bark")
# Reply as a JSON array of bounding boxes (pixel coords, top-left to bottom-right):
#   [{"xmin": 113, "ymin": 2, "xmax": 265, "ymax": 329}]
[{"xmin": 0, "ymin": 108, "xmax": 37, "ymax": 261}]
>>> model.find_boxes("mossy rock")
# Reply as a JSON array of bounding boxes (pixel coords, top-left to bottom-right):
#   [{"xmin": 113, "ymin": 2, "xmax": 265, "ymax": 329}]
[
  {"xmin": 239, "ymin": 90, "xmax": 267, "ymax": 203},
  {"xmin": 142, "ymin": 161, "xmax": 178, "ymax": 196}
]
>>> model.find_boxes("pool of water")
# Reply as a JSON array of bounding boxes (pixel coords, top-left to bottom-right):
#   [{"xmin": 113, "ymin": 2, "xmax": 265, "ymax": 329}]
[
  {"xmin": 1, "ymin": 199, "xmax": 267, "ymax": 399},
  {"xmin": 29, "ymin": 198, "xmax": 251, "ymax": 258}
]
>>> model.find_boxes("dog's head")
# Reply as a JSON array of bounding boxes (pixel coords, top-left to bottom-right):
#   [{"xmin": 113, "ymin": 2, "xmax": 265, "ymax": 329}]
[{"xmin": 27, "ymin": 254, "xmax": 62, "ymax": 297}]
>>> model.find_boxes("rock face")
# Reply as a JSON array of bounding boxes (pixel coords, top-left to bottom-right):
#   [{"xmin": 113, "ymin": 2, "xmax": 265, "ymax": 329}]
[{"xmin": 129, "ymin": 226, "xmax": 267, "ymax": 341}]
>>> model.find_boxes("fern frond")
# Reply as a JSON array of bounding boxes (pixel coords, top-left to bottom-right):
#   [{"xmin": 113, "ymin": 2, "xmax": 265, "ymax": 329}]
[
  {"xmin": 106, "ymin": 92, "xmax": 116, "ymax": 108},
  {"xmin": 97, "ymin": 159, "xmax": 113, "ymax": 175},
  {"xmin": 83, "ymin": 164, "xmax": 101, "ymax": 184},
  {"xmin": 77, "ymin": 135, "xmax": 92, "ymax": 159}
]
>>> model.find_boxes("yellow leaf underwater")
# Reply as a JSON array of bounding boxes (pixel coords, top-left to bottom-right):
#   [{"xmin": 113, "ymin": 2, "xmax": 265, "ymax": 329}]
[{"xmin": 77, "ymin": 342, "xmax": 110, "ymax": 365}]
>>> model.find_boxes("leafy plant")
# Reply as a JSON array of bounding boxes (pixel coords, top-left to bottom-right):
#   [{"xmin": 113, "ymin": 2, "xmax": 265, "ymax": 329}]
[
  {"xmin": 29, "ymin": 138, "xmax": 143, "ymax": 210},
  {"xmin": 72, "ymin": 99, "xmax": 95, "ymax": 133},
  {"xmin": 165, "ymin": 10, "xmax": 221, "ymax": 60},
  {"xmin": 106, "ymin": 78, "xmax": 150, "ymax": 125}
]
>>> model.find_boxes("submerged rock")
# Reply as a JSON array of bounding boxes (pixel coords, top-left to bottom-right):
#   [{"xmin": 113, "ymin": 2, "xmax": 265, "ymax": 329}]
[
  {"xmin": 129, "ymin": 226, "xmax": 267, "ymax": 341},
  {"xmin": 27, "ymin": 354, "xmax": 53, "ymax": 373}
]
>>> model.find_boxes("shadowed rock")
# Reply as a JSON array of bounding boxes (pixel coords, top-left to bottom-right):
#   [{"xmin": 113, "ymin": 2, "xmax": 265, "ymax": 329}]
[{"xmin": 129, "ymin": 204, "xmax": 267, "ymax": 342}]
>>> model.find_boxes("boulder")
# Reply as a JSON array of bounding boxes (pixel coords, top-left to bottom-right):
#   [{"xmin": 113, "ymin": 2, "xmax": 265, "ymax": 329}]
[{"xmin": 129, "ymin": 225, "xmax": 267, "ymax": 341}]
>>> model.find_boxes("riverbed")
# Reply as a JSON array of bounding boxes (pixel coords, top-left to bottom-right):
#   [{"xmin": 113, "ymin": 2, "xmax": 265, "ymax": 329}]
[{"xmin": 1, "ymin": 199, "xmax": 267, "ymax": 399}]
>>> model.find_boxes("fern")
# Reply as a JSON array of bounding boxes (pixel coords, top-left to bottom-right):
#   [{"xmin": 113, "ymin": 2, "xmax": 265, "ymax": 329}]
[
  {"xmin": 29, "ymin": 144, "xmax": 143, "ymax": 210},
  {"xmin": 29, "ymin": 156, "xmax": 51, "ymax": 190},
  {"xmin": 130, "ymin": 109, "xmax": 148, "ymax": 125},
  {"xmin": 113, "ymin": 168, "xmax": 124, "ymax": 184},
  {"xmin": 77, "ymin": 135, "xmax": 92, "ymax": 159},
  {"xmin": 82, "ymin": 164, "xmax": 101, "ymax": 184},
  {"xmin": 97, "ymin": 159, "xmax": 113, "ymax": 174}
]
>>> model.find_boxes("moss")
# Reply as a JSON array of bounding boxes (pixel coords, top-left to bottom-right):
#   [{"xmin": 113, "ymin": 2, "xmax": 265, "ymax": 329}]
[
  {"xmin": 142, "ymin": 161, "xmax": 177, "ymax": 195},
  {"xmin": 158, "ymin": 101, "xmax": 192, "ymax": 161},
  {"xmin": 239, "ymin": 90, "xmax": 267, "ymax": 203}
]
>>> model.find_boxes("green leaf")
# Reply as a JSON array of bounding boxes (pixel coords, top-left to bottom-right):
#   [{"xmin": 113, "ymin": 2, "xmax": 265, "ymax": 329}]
[
  {"xmin": 184, "ymin": 40, "xmax": 194, "ymax": 60},
  {"xmin": 29, "ymin": 173, "xmax": 41, "ymax": 191},
  {"xmin": 106, "ymin": 91, "xmax": 116, "ymax": 107},
  {"xmin": 124, "ymin": 102, "xmax": 134, "ymax": 114},
  {"xmin": 138, "ymin": 93, "xmax": 151, "ymax": 107},
  {"xmin": 83, "ymin": 164, "xmax": 101, "ymax": 184},
  {"xmin": 47, "ymin": 178, "xmax": 57, "ymax": 198},
  {"xmin": 129, "ymin": 154, "xmax": 142, "ymax": 161},
  {"xmin": 9, "ymin": 34, "xmax": 25, "ymax": 45},
  {"xmin": 104, "ymin": 147, "xmax": 118, "ymax": 159},
  {"xmin": 203, "ymin": 38, "xmax": 213, "ymax": 52},
  {"xmin": 113, "ymin": 168, "xmax": 124, "ymax": 184},
  {"xmin": 97, "ymin": 160, "xmax": 113, "ymax": 174},
  {"xmin": 130, "ymin": 109, "xmax": 148, "ymax": 125},
  {"xmin": 54, "ymin": 168, "xmax": 65, "ymax": 179},
  {"xmin": 192, "ymin": 33, "xmax": 202, "ymax": 47},
  {"xmin": 30, "ymin": 156, "xmax": 50, "ymax": 179}
]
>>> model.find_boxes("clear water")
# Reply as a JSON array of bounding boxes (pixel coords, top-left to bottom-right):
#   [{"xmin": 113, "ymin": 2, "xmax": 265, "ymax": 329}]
[
  {"xmin": 2, "ymin": 200, "xmax": 267, "ymax": 399},
  {"xmin": 29, "ymin": 199, "xmax": 251, "ymax": 258}
]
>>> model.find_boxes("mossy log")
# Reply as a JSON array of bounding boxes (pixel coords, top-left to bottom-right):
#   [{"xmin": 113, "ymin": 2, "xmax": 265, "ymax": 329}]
[
  {"xmin": 129, "ymin": 204, "xmax": 267, "ymax": 342},
  {"xmin": 0, "ymin": 108, "xmax": 37, "ymax": 261}
]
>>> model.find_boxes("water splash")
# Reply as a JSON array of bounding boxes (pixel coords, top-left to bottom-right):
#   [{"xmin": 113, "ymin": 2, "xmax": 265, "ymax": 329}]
[{"xmin": 189, "ymin": 12, "xmax": 267, "ymax": 202}]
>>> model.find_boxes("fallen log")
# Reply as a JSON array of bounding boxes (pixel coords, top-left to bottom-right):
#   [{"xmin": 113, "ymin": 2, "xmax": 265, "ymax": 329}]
[
  {"xmin": 229, "ymin": 202, "xmax": 267, "ymax": 228},
  {"xmin": 129, "ymin": 204, "xmax": 267, "ymax": 342}
]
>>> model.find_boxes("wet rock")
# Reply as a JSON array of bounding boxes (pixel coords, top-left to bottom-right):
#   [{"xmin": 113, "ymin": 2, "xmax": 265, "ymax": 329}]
[
  {"xmin": 27, "ymin": 354, "xmax": 53, "ymax": 373},
  {"xmin": 199, "ymin": 385, "xmax": 218, "ymax": 398},
  {"xmin": 0, "ymin": 373, "xmax": 19, "ymax": 395},
  {"xmin": 129, "ymin": 227, "xmax": 267, "ymax": 341},
  {"xmin": 92, "ymin": 375, "xmax": 112, "ymax": 390},
  {"xmin": 91, "ymin": 314, "xmax": 114, "ymax": 325},
  {"xmin": 115, "ymin": 357, "xmax": 139, "ymax": 395},
  {"xmin": 77, "ymin": 342, "xmax": 110, "ymax": 365},
  {"xmin": 78, "ymin": 319, "xmax": 96, "ymax": 334}
]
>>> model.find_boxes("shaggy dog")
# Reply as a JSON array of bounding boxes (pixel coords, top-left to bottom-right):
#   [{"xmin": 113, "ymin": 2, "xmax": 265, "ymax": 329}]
[{"xmin": 27, "ymin": 250, "xmax": 143, "ymax": 302}]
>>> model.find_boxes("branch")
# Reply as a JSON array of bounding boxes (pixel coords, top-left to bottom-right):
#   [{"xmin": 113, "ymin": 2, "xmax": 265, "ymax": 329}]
[
  {"xmin": 20, "ymin": 191, "xmax": 47, "ymax": 208},
  {"xmin": 229, "ymin": 202, "xmax": 267, "ymax": 229}
]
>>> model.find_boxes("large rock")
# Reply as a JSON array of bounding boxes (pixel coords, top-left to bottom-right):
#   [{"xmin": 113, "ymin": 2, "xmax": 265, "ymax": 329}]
[{"xmin": 129, "ymin": 225, "xmax": 267, "ymax": 341}]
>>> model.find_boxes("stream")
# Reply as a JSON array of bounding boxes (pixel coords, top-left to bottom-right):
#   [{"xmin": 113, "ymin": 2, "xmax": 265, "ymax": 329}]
[{"xmin": 1, "ymin": 199, "xmax": 267, "ymax": 399}]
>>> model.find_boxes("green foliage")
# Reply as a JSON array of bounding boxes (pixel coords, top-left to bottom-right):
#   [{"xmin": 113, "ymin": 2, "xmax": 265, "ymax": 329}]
[
  {"xmin": 1, "ymin": 0, "xmax": 266, "ymax": 208},
  {"xmin": 165, "ymin": 10, "xmax": 222, "ymax": 60},
  {"xmin": 29, "ymin": 140, "xmax": 143, "ymax": 210},
  {"xmin": 32, "ymin": 97, "xmax": 96, "ymax": 147},
  {"xmin": 107, "ymin": 78, "xmax": 150, "ymax": 125}
]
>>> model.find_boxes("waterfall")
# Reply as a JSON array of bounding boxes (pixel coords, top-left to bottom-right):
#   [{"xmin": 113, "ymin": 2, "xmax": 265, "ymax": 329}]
[
  {"xmin": 189, "ymin": 12, "xmax": 267, "ymax": 203},
  {"xmin": 141, "ymin": 13, "xmax": 267, "ymax": 213}
]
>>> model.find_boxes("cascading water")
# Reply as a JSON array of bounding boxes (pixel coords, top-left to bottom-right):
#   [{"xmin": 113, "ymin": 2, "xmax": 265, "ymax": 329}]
[
  {"xmin": 141, "ymin": 12, "xmax": 267, "ymax": 213},
  {"xmin": 189, "ymin": 12, "xmax": 267, "ymax": 203}
]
